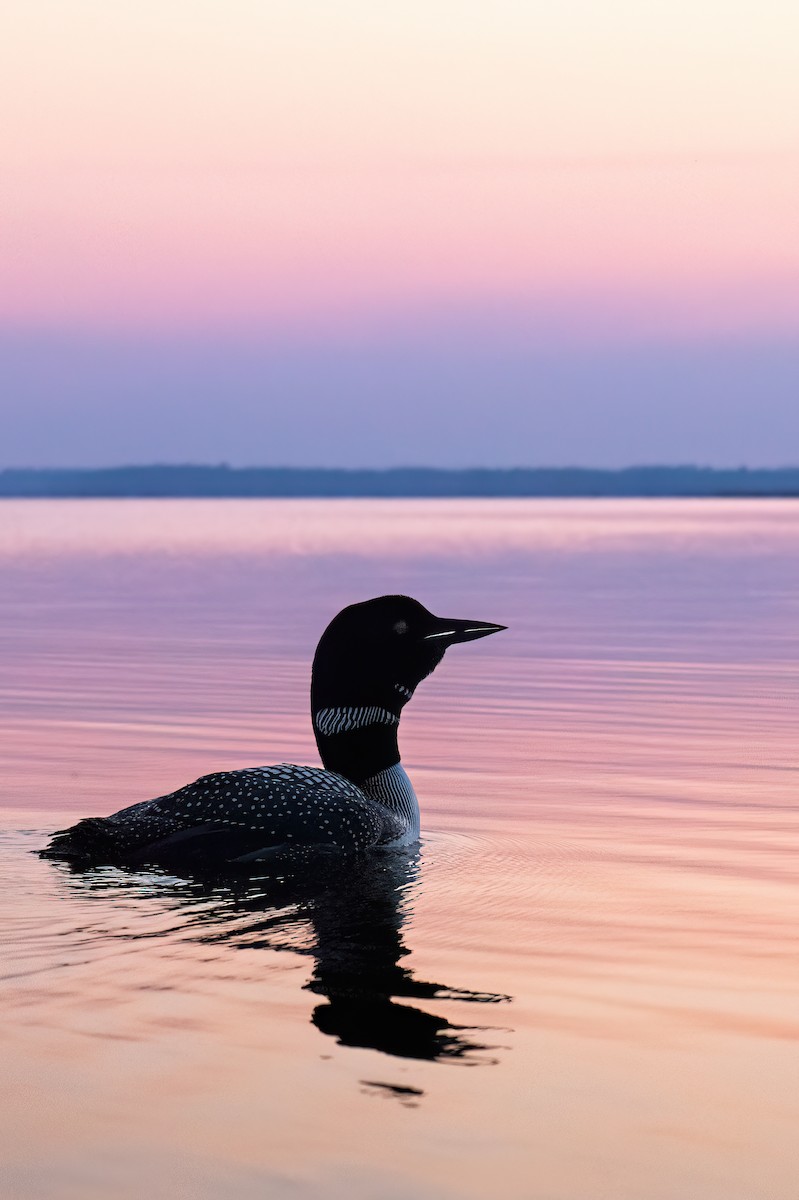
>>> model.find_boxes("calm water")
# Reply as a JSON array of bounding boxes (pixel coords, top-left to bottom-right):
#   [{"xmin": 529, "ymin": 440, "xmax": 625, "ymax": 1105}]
[{"xmin": 1, "ymin": 499, "xmax": 798, "ymax": 1200}]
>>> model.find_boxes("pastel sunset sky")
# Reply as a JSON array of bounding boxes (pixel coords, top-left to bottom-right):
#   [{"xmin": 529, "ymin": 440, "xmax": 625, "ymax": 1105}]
[{"xmin": 2, "ymin": 1, "xmax": 798, "ymax": 466}]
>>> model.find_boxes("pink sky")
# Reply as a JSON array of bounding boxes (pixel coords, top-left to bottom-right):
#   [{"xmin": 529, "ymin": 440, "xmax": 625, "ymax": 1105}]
[
  {"xmin": 1, "ymin": 1, "xmax": 798, "ymax": 465},
  {"xmin": 3, "ymin": 0, "xmax": 798, "ymax": 339}
]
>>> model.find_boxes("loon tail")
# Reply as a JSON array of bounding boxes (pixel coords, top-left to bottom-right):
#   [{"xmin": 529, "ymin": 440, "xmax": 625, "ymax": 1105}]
[{"xmin": 40, "ymin": 817, "xmax": 119, "ymax": 861}]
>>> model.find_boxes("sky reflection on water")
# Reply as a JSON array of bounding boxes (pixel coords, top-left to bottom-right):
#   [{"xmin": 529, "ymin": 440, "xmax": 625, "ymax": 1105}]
[{"xmin": 1, "ymin": 499, "xmax": 798, "ymax": 1200}]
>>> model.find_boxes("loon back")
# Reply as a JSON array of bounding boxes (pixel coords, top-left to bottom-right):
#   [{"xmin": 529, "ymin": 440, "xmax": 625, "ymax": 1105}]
[{"xmin": 41, "ymin": 595, "xmax": 505, "ymax": 866}]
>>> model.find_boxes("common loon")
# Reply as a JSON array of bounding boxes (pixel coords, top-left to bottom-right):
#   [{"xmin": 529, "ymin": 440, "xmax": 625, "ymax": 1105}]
[{"xmin": 41, "ymin": 595, "xmax": 505, "ymax": 867}]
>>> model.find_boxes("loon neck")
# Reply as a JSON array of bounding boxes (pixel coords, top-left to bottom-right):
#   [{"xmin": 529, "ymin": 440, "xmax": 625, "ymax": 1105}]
[
  {"xmin": 311, "ymin": 697, "xmax": 419, "ymax": 837},
  {"xmin": 313, "ymin": 705, "xmax": 401, "ymax": 784}
]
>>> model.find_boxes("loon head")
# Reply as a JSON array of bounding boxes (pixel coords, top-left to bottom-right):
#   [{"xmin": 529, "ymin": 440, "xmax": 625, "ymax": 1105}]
[{"xmin": 311, "ymin": 595, "xmax": 505, "ymax": 782}]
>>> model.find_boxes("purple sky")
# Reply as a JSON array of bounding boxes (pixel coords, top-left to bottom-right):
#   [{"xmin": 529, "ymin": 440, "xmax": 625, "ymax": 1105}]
[
  {"xmin": 3, "ymin": 329, "xmax": 798, "ymax": 468},
  {"xmin": 3, "ymin": 2, "xmax": 798, "ymax": 467}
]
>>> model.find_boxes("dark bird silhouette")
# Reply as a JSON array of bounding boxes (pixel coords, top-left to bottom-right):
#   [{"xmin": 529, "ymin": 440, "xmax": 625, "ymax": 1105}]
[{"xmin": 41, "ymin": 595, "xmax": 505, "ymax": 868}]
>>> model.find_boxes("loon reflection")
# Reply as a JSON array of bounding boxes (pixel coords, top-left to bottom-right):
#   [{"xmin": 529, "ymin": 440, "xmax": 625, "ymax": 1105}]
[{"xmin": 55, "ymin": 848, "xmax": 511, "ymax": 1066}]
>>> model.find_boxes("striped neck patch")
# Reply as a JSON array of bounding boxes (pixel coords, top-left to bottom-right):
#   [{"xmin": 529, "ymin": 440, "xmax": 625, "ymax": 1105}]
[{"xmin": 314, "ymin": 705, "xmax": 399, "ymax": 737}]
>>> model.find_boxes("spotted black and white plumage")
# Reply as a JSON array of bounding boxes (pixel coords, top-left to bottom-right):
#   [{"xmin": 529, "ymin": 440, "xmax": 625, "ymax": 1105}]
[{"xmin": 41, "ymin": 596, "xmax": 505, "ymax": 867}]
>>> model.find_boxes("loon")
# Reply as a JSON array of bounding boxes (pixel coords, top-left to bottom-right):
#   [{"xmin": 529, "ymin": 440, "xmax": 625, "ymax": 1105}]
[{"xmin": 41, "ymin": 595, "xmax": 505, "ymax": 867}]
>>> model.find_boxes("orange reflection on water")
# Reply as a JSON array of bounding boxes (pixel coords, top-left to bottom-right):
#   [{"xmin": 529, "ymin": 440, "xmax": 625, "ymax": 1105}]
[{"xmin": 1, "ymin": 499, "xmax": 798, "ymax": 1200}]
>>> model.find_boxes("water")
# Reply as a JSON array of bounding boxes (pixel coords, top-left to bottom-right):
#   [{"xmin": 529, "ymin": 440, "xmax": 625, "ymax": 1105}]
[{"xmin": 1, "ymin": 499, "xmax": 798, "ymax": 1200}]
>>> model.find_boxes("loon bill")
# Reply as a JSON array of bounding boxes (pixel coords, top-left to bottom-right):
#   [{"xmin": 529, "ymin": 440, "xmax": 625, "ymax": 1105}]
[{"xmin": 40, "ymin": 595, "xmax": 506, "ymax": 867}]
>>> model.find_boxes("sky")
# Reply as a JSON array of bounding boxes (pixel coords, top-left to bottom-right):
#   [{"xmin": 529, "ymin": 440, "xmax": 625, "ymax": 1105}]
[{"xmin": 2, "ymin": 0, "xmax": 798, "ymax": 468}]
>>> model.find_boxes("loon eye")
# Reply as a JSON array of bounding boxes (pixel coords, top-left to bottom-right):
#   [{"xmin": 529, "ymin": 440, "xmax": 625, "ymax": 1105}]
[{"xmin": 392, "ymin": 620, "xmax": 409, "ymax": 635}]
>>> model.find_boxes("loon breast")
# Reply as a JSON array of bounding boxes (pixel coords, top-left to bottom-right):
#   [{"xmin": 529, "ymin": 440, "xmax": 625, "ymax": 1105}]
[{"xmin": 361, "ymin": 764, "xmax": 420, "ymax": 844}]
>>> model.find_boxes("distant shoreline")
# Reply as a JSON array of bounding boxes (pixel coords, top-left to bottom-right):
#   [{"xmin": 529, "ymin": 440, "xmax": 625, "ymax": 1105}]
[{"xmin": 2, "ymin": 465, "xmax": 799, "ymax": 499}]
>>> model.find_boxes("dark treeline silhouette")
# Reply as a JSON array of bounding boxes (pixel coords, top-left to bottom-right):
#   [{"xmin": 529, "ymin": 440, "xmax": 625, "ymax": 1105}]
[{"xmin": 3, "ymin": 464, "xmax": 799, "ymax": 498}]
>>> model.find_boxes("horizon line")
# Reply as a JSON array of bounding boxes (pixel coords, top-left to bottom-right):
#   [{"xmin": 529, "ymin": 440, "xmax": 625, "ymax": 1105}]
[
  {"xmin": 4, "ymin": 463, "xmax": 799, "ymax": 500},
  {"xmin": 5, "ymin": 463, "xmax": 799, "ymax": 474}
]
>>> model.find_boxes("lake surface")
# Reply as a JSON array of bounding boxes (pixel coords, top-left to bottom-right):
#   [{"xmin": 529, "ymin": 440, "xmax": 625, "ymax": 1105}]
[{"xmin": 1, "ymin": 499, "xmax": 798, "ymax": 1200}]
